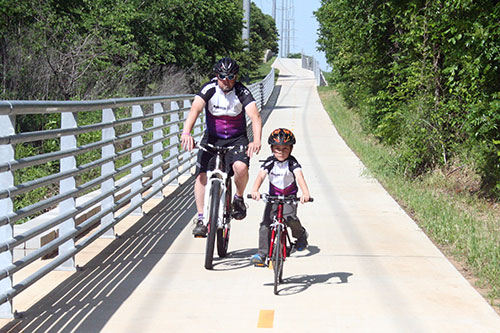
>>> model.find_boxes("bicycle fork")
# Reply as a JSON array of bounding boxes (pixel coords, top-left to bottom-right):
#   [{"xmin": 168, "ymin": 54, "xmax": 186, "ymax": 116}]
[{"xmin": 203, "ymin": 173, "xmax": 227, "ymax": 231}]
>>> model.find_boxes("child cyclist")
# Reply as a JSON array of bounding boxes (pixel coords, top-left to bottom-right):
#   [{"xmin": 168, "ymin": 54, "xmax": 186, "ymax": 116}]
[{"xmin": 249, "ymin": 128, "xmax": 311, "ymax": 266}]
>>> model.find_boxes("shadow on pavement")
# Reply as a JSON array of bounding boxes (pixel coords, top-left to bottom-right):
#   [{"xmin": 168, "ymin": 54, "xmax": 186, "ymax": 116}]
[
  {"xmin": 292, "ymin": 245, "xmax": 320, "ymax": 258},
  {"xmin": 268, "ymin": 105, "xmax": 299, "ymax": 110},
  {"xmin": 259, "ymin": 85, "xmax": 281, "ymax": 126},
  {"xmin": 212, "ymin": 248, "xmax": 257, "ymax": 271},
  {"xmin": 1, "ymin": 177, "xmax": 197, "ymax": 333},
  {"xmin": 278, "ymin": 77, "xmax": 316, "ymax": 82},
  {"xmin": 260, "ymin": 245, "xmax": 351, "ymax": 296},
  {"xmin": 269, "ymin": 272, "xmax": 354, "ymax": 296}
]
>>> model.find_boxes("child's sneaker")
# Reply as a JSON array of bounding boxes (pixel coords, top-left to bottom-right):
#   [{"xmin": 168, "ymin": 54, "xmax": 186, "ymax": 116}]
[
  {"xmin": 296, "ymin": 230, "xmax": 309, "ymax": 251},
  {"xmin": 250, "ymin": 254, "xmax": 266, "ymax": 267}
]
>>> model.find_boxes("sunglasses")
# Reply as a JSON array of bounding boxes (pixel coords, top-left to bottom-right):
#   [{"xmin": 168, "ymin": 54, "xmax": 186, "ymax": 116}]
[{"xmin": 217, "ymin": 74, "xmax": 235, "ymax": 80}]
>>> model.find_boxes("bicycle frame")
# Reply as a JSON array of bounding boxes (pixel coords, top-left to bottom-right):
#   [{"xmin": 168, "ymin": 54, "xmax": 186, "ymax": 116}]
[{"xmin": 267, "ymin": 202, "xmax": 291, "ymax": 264}]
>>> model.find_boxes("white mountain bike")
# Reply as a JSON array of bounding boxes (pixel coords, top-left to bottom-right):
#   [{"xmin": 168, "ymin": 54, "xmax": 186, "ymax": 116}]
[{"xmin": 197, "ymin": 143, "xmax": 246, "ymax": 270}]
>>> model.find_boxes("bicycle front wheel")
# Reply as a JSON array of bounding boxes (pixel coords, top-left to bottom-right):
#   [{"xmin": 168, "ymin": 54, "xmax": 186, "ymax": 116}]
[
  {"xmin": 272, "ymin": 225, "xmax": 284, "ymax": 295},
  {"xmin": 205, "ymin": 181, "xmax": 221, "ymax": 270},
  {"xmin": 217, "ymin": 178, "xmax": 232, "ymax": 258}
]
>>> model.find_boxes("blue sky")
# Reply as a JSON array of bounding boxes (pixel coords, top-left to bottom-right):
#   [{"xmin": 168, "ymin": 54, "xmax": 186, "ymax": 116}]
[{"xmin": 253, "ymin": 0, "xmax": 330, "ymax": 71}]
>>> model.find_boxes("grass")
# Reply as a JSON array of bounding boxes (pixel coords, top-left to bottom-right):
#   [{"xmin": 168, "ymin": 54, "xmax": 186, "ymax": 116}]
[
  {"xmin": 250, "ymin": 56, "xmax": 278, "ymax": 84},
  {"xmin": 317, "ymin": 86, "xmax": 500, "ymax": 312}
]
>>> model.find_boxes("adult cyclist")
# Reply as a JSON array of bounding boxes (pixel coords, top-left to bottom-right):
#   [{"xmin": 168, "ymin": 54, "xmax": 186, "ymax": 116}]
[{"xmin": 181, "ymin": 57, "xmax": 262, "ymax": 237}]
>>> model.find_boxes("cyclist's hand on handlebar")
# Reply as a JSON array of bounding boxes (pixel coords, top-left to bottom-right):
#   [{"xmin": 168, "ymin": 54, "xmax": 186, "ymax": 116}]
[
  {"xmin": 246, "ymin": 141, "xmax": 261, "ymax": 158},
  {"xmin": 181, "ymin": 133, "xmax": 194, "ymax": 151},
  {"xmin": 250, "ymin": 191, "xmax": 261, "ymax": 201},
  {"xmin": 300, "ymin": 194, "xmax": 311, "ymax": 204}
]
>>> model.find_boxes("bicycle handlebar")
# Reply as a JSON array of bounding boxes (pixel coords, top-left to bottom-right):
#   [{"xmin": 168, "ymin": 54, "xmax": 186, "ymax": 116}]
[
  {"xmin": 246, "ymin": 194, "xmax": 314, "ymax": 203},
  {"xmin": 196, "ymin": 142, "xmax": 247, "ymax": 154}
]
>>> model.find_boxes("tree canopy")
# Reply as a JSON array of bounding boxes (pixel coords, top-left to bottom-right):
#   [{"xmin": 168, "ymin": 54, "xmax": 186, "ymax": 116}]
[{"xmin": 0, "ymin": 0, "xmax": 278, "ymax": 100}]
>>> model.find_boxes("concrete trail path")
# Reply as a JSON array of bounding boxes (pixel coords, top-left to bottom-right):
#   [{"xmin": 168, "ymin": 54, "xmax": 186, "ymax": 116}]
[{"xmin": 1, "ymin": 58, "xmax": 499, "ymax": 332}]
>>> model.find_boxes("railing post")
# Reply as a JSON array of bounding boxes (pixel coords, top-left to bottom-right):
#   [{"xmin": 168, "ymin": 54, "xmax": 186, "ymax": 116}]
[
  {"xmin": 0, "ymin": 114, "xmax": 15, "ymax": 318},
  {"xmin": 131, "ymin": 105, "xmax": 143, "ymax": 215},
  {"xmin": 315, "ymin": 60, "xmax": 320, "ymax": 86},
  {"xmin": 57, "ymin": 112, "xmax": 77, "ymax": 271},
  {"xmin": 152, "ymin": 103, "xmax": 164, "ymax": 197},
  {"xmin": 101, "ymin": 108, "xmax": 116, "ymax": 238},
  {"xmin": 169, "ymin": 101, "xmax": 180, "ymax": 185}
]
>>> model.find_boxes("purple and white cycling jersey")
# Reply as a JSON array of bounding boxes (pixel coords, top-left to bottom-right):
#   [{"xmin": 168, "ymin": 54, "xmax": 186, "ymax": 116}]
[
  {"xmin": 261, "ymin": 155, "xmax": 302, "ymax": 196},
  {"xmin": 197, "ymin": 78, "xmax": 256, "ymax": 139}
]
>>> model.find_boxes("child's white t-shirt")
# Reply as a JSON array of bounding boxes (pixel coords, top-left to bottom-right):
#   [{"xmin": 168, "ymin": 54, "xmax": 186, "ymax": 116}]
[{"xmin": 260, "ymin": 155, "xmax": 302, "ymax": 196}]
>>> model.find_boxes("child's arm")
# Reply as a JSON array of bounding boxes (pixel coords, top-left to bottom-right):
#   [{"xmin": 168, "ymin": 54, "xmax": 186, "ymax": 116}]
[
  {"xmin": 294, "ymin": 169, "xmax": 311, "ymax": 204},
  {"xmin": 251, "ymin": 169, "xmax": 267, "ymax": 201}
]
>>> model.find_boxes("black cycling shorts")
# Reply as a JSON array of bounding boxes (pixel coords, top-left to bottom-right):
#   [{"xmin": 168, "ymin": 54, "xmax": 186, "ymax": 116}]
[{"xmin": 195, "ymin": 133, "xmax": 250, "ymax": 177}]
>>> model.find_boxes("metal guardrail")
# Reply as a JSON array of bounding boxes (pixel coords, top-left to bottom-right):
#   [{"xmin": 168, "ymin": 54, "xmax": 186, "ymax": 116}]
[
  {"xmin": 0, "ymin": 69, "xmax": 275, "ymax": 318},
  {"xmin": 301, "ymin": 54, "xmax": 328, "ymax": 87},
  {"xmin": 248, "ymin": 68, "xmax": 275, "ymax": 112}
]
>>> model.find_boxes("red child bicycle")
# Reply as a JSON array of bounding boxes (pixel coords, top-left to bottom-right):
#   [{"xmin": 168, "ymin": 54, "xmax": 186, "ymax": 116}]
[{"xmin": 248, "ymin": 193, "xmax": 313, "ymax": 294}]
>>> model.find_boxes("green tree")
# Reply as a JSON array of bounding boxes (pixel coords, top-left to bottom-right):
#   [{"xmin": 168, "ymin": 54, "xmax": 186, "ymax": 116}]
[
  {"xmin": 0, "ymin": 0, "xmax": 280, "ymax": 99},
  {"xmin": 316, "ymin": 0, "xmax": 500, "ymax": 196}
]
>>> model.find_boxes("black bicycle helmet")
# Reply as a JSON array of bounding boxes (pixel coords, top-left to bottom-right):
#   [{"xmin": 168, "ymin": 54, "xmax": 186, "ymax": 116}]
[
  {"xmin": 213, "ymin": 57, "xmax": 240, "ymax": 76},
  {"xmin": 268, "ymin": 128, "xmax": 296, "ymax": 146}
]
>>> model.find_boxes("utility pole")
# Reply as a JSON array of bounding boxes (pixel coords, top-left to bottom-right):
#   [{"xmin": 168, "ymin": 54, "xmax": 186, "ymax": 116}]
[
  {"xmin": 285, "ymin": 0, "xmax": 289, "ymax": 57},
  {"xmin": 280, "ymin": 0, "xmax": 284, "ymax": 57},
  {"xmin": 287, "ymin": 0, "xmax": 294, "ymax": 56},
  {"xmin": 243, "ymin": 0, "xmax": 250, "ymax": 51},
  {"xmin": 272, "ymin": 0, "xmax": 276, "ymax": 21},
  {"xmin": 279, "ymin": 0, "xmax": 294, "ymax": 57}
]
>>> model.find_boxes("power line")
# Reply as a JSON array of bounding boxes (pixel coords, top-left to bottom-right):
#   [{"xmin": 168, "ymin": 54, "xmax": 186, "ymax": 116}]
[{"xmin": 279, "ymin": 0, "xmax": 294, "ymax": 57}]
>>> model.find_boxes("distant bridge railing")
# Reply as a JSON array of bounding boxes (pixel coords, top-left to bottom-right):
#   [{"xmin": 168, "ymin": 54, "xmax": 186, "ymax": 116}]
[
  {"xmin": 301, "ymin": 54, "xmax": 328, "ymax": 87},
  {"xmin": 248, "ymin": 67, "xmax": 275, "ymax": 112},
  {"xmin": 0, "ymin": 67, "xmax": 274, "ymax": 318}
]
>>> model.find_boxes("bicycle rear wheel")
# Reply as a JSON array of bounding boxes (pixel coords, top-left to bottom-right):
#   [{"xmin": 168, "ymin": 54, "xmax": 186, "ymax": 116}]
[
  {"xmin": 272, "ymin": 225, "xmax": 284, "ymax": 295},
  {"xmin": 205, "ymin": 181, "xmax": 220, "ymax": 270},
  {"xmin": 216, "ymin": 225, "xmax": 230, "ymax": 258},
  {"xmin": 217, "ymin": 179, "xmax": 232, "ymax": 258}
]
